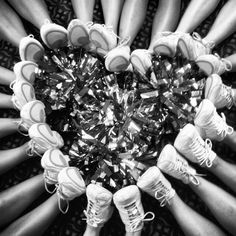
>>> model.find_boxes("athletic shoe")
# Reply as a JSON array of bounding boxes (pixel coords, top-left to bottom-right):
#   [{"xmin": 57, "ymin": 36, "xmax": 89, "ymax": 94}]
[
  {"xmin": 194, "ymin": 99, "xmax": 234, "ymax": 141},
  {"xmin": 153, "ymin": 31, "xmax": 185, "ymax": 57},
  {"xmin": 67, "ymin": 19, "xmax": 92, "ymax": 48},
  {"xmin": 57, "ymin": 167, "xmax": 86, "ymax": 213},
  {"xmin": 204, "ymin": 74, "xmax": 235, "ymax": 109},
  {"xmin": 113, "ymin": 185, "xmax": 154, "ymax": 232},
  {"xmin": 196, "ymin": 53, "xmax": 232, "ymax": 76},
  {"xmin": 41, "ymin": 148, "xmax": 70, "ymax": 192},
  {"xmin": 89, "ymin": 24, "xmax": 118, "ymax": 56},
  {"xmin": 105, "ymin": 42, "xmax": 130, "ymax": 72},
  {"xmin": 11, "ymin": 80, "xmax": 36, "ymax": 110},
  {"xmin": 158, "ymin": 144, "xmax": 199, "ymax": 185},
  {"xmin": 20, "ymin": 100, "xmax": 46, "ymax": 130},
  {"xmin": 137, "ymin": 166, "xmax": 175, "ymax": 207},
  {"xmin": 130, "ymin": 49, "xmax": 152, "ymax": 74},
  {"xmin": 13, "ymin": 61, "xmax": 38, "ymax": 84},
  {"xmin": 19, "ymin": 35, "xmax": 45, "ymax": 62},
  {"xmin": 84, "ymin": 183, "xmax": 113, "ymax": 227},
  {"xmin": 40, "ymin": 21, "xmax": 68, "ymax": 49},
  {"xmin": 28, "ymin": 123, "xmax": 64, "ymax": 156},
  {"xmin": 178, "ymin": 32, "xmax": 214, "ymax": 61},
  {"xmin": 174, "ymin": 123, "xmax": 216, "ymax": 168}
]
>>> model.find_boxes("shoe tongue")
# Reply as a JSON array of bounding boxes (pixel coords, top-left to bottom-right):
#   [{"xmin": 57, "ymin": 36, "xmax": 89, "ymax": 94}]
[
  {"xmin": 114, "ymin": 186, "xmax": 138, "ymax": 205},
  {"xmin": 96, "ymin": 192, "xmax": 112, "ymax": 206}
]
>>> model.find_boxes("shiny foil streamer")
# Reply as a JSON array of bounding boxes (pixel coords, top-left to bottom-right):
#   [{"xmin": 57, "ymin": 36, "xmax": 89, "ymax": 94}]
[{"xmin": 34, "ymin": 49, "xmax": 206, "ymax": 192}]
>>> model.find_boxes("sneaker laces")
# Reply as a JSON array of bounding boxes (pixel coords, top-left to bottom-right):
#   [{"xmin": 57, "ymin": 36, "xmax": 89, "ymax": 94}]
[
  {"xmin": 56, "ymin": 182, "xmax": 79, "ymax": 214},
  {"xmin": 172, "ymin": 157, "xmax": 200, "ymax": 185},
  {"xmin": 124, "ymin": 202, "xmax": 154, "ymax": 232},
  {"xmin": 83, "ymin": 200, "xmax": 107, "ymax": 227},
  {"xmin": 149, "ymin": 181, "xmax": 175, "ymax": 207},
  {"xmin": 192, "ymin": 32, "xmax": 215, "ymax": 49},
  {"xmin": 43, "ymin": 168, "xmax": 60, "ymax": 193},
  {"xmin": 26, "ymin": 139, "xmax": 45, "ymax": 157},
  {"xmin": 11, "ymin": 94, "xmax": 21, "ymax": 110},
  {"xmin": 210, "ymin": 111, "xmax": 234, "ymax": 139},
  {"xmin": 213, "ymin": 53, "xmax": 232, "ymax": 72},
  {"xmin": 221, "ymin": 84, "xmax": 234, "ymax": 109},
  {"xmin": 189, "ymin": 137, "xmax": 216, "ymax": 168}
]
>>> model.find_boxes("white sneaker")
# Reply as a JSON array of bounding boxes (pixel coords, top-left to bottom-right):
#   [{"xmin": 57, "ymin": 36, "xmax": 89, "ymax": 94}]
[
  {"xmin": 19, "ymin": 100, "xmax": 46, "ymax": 131},
  {"xmin": 130, "ymin": 49, "xmax": 152, "ymax": 74},
  {"xmin": 113, "ymin": 185, "xmax": 154, "ymax": 232},
  {"xmin": 194, "ymin": 99, "xmax": 233, "ymax": 141},
  {"xmin": 158, "ymin": 144, "xmax": 199, "ymax": 185},
  {"xmin": 178, "ymin": 32, "xmax": 214, "ymax": 61},
  {"xmin": 89, "ymin": 24, "xmax": 118, "ymax": 55},
  {"xmin": 67, "ymin": 19, "xmax": 92, "ymax": 48},
  {"xmin": 40, "ymin": 21, "xmax": 68, "ymax": 49},
  {"xmin": 13, "ymin": 61, "xmax": 38, "ymax": 84},
  {"xmin": 28, "ymin": 123, "xmax": 64, "ymax": 156},
  {"xmin": 84, "ymin": 183, "xmax": 113, "ymax": 227},
  {"xmin": 196, "ymin": 53, "xmax": 232, "ymax": 76},
  {"xmin": 204, "ymin": 74, "xmax": 235, "ymax": 109},
  {"xmin": 11, "ymin": 80, "xmax": 36, "ymax": 110},
  {"xmin": 19, "ymin": 35, "xmax": 45, "ymax": 62},
  {"xmin": 105, "ymin": 43, "xmax": 130, "ymax": 72},
  {"xmin": 57, "ymin": 167, "xmax": 86, "ymax": 213},
  {"xmin": 41, "ymin": 148, "xmax": 70, "ymax": 192},
  {"xmin": 153, "ymin": 32, "xmax": 184, "ymax": 57},
  {"xmin": 137, "ymin": 166, "xmax": 175, "ymax": 207},
  {"xmin": 174, "ymin": 123, "xmax": 216, "ymax": 168}
]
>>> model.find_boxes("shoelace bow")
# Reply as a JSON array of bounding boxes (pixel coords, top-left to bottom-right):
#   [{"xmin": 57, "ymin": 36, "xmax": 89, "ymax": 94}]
[
  {"xmin": 125, "ymin": 203, "xmax": 154, "ymax": 231},
  {"xmin": 26, "ymin": 138, "xmax": 48, "ymax": 157},
  {"xmin": 44, "ymin": 170, "xmax": 57, "ymax": 194},
  {"xmin": 213, "ymin": 53, "xmax": 232, "ymax": 72},
  {"xmin": 190, "ymin": 137, "xmax": 215, "ymax": 168},
  {"xmin": 173, "ymin": 158, "xmax": 200, "ymax": 185},
  {"xmin": 152, "ymin": 181, "xmax": 174, "ymax": 207},
  {"xmin": 210, "ymin": 111, "xmax": 234, "ymax": 139},
  {"xmin": 192, "ymin": 32, "xmax": 215, "ymax": 49}
]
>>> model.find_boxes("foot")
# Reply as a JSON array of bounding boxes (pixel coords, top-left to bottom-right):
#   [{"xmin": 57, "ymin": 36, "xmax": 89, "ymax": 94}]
[
  {"xmin": 19, "ymin": 35, "xmax": 45, "ymax": 63},
  {"xmin": 20, "ymin": 100, "xmax": 46, "ymax": 130},
  {"xmin": 178, "ymin": 32, "xmax": 214, "ymax": 61},
  {"xmin": 67, "ymin": 19, "xmax": 93, "ymax": 48},
  {"xmin": 130, "ymin": 49, "xmax": 152, "ymax": 74},
  {"xmin": 158, "ymin": 144, "xmax": 199, "ymax": 185},
  {"xmin": 57, "ymin": 167, "xmax": 86, "ymax": 213},
  {"xmin": 89, "ymin": 23, "xmax": 118, "ymax": 55},
  {"xmin": 137, "ymin": 166, "xmax": 175, "ymax": 207},
  {"xmin": 204, "ymin": 74, "xmax": 235, "ymax": 109},
  {"xmin": 196, "ymin": 53, "xmax": 232, "ymax": 76},
  {"xmin": 28, "ymin": 123, "xmax": 64, "ymax": 155},
  {"xmin": 40, "ymin": 21, "xmax": 68, "ymax": 49},
  {"xmin": 194, "ymin": 99, "xmax": 233, "ymax": 141},
  {"xmin": 153, "ymin": 31, "xmax": 184, "ymax": 57},
  {"xmin": 13, "ymin": 61, "xmax": 38, "ymax": 84},
  {"xmin": 84, "ymin": 183, "xmax": 113, "ymax": 227},
  {"xmin": 105, "ymin": 40, "xmax": 130, "ymax": 72},
  {"xmin": 11, "ymin": 80, "xmax": 36, "ymax": 110},
  {"xmin": 41, "ymin": 148, "xmax": 69, "ymax": 192},
  {"xmin": 113, "ymin": 185, "xmax": 154, "ymax": 232},
  {"xmin": 174, "ymin": 123, "xmax": 216, "ymax": 168}
]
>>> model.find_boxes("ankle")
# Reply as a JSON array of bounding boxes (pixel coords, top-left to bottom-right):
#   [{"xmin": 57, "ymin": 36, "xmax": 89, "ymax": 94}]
[{"xmin": 84, "ymin": 225, "xmax": 101, "ymax": 236}]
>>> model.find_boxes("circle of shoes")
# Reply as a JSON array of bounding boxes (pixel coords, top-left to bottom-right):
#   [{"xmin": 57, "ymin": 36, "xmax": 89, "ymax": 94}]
[{"xmin": 2, "ymin": 15, "xmax": 236, "ymax": 234}]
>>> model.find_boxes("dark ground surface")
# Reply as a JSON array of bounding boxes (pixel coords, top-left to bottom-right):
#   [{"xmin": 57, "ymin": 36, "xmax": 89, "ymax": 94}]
[{"xmin": 0, "ymin": 0, "xmax": 236, "ymax": 235}]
